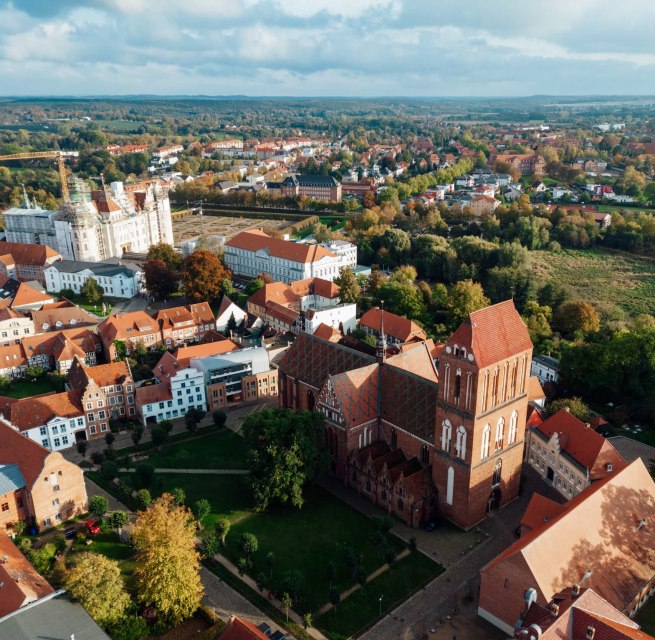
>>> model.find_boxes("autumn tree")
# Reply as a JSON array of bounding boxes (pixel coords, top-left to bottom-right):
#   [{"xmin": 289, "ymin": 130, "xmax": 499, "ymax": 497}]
[
  {"xmin": 333, "ymin": 267, "xmax": 360, "ymax": 304},
  {"xmin": 65, "ymin": 553, "xmax": 130, "ymax": 626},
  {"xmin": 147, "ymin": 242, "xmax": 182, "ymax": 271},
  {"xmin": 133, "ymin": 493, "xmax": 204, "ymax": 624},
  {"xmin": 312, "ymin": 222, "xmax": 333, "ymax": 243},
  {"xmin": 546, "ymin": 397, "xmax": 591, "ymax": 422},
  {"xmin": 181, "ymin": 250, "xmax": 231, "ymax": 303},
  {"xmin": 554, "ymin": 301, "xmax": 600, "ymax": 337},
  {"xmin": 243, "ymin": 408, "xmax": 327, "ymax": 511},
  {"xmin": 144, "ymin": 259, "xmax": 178, "ymax": 300},
  {"xmin": 81, "ymin": 277, "xmax": 104, "ymax": 304},
  {"xmin": 446, "ymin": 280, "xmax": 490, "ymax": 327}
]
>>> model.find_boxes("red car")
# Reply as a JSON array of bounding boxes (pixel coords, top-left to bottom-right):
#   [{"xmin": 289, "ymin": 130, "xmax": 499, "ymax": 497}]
[{"xmin": 85, "ymin": 520, "xmax": 101, "ymax": 535}]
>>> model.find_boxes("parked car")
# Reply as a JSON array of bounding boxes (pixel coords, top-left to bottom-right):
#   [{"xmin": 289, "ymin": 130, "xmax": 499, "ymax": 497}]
[
  {"xmin": 85, "ymin": 520, "xmax": 101, "ymax": 535},
  {"xmin": 64, "ymin": 526, "xmax": 78, "ymax": 540}
]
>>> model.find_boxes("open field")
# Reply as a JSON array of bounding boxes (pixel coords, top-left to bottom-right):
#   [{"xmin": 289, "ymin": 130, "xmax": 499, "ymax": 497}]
[
  {"xmin": 528, "ymin": 247, "xmax": 655, "ymax": 317},
  {"xmin": 1, "ymin": 376, "xmax": 65, "ymax": 398},
  {"xmin": 172, "ymin": 212, "xmax": 294, "ymax": 245}
]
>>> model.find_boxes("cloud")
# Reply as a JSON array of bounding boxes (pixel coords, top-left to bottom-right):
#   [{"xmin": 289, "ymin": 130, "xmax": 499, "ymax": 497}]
[{"xmin": 0, "ymin": 0, "xmax": 655, "ymax": 95}]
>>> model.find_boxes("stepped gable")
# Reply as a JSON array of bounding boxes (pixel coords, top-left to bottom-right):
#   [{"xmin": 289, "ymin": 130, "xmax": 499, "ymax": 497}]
[
  {"xmin": 448, "ymin": 299, "xmax": 532, "ymax": 368},
  {"xmin": 278, "ymin": 331, "xmax": 375, "ymax": 390}
]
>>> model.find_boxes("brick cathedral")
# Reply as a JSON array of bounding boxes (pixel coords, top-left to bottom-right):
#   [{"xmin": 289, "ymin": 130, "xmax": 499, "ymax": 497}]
[{"xmin": 278, "ymin": 300, "xmax": 533, "ymax": 530}]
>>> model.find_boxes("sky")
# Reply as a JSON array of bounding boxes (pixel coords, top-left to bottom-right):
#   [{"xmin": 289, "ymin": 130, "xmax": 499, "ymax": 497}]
[{"xmin": 1, "ymin": 0, "xmax": 655, "ymax": 97}]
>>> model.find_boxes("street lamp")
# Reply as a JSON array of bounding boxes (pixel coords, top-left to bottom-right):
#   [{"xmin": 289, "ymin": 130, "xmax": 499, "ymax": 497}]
[{"xmin": 379, "ymin": 595, "xmax": 384, "ymax": 616}]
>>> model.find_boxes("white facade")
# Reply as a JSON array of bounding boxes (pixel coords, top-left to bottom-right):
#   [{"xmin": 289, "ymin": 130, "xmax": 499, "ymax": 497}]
[
  {"xmin": 8, "ymin": 415, "xmax": 87, "ymax": 452},
  {"xmin": 304, "ymin": 303, "xmax": 356, "ymax": 334},
  {"xmin": 531, "ymin": 355, "xmax": 560, "ymax": 384},
  {"xmin": 44, "ymin": 261, "xmax": 142, "ymax": 299},
  {"xmin": 0, "ymin": 315, "xmax": 34, "ymax": 346},
  {"xmin": 216, "ymin": 300, "xmax": 248, "ymax": 333},
  {"xmin": 3, "ymin": 206, "xmax": 59, "ymax": 250},
  {"xmin": 138, "ymin": 367, "xmax": 206, "ymax": 425}
]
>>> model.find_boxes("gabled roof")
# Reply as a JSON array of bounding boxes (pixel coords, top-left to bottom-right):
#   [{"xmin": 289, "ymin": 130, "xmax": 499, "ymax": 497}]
[
  {"xmin": 313, "ymin": 323, "xmax": 342, "ymax": 342},
  {"xmin": 98, "ymin": 310, "xmax": 158, "ymax": 343},
  {"xmin": 482, "ymin": 459, "xmax": 655, "ymax": 613},
  {"xmin": 0, "ymin": 532, "xmax": 54, "ymax": 617},
  {"xmin": 328, "ymin": 365, "xmax": 380, "ymax": 427},
  {"xmin": 289, "ymin": 277, "xmax": 340, "ymax": 300},
  {"xmin": 10, "ymin": 283, "xmax": 53, "ymax": 309},
  {"xmin": 0, "ymin": 463, "xmax": 26, "ymax": 495},
  {"xmin": 447, "ymin": 300, "xmax": 532, "ymax": 368},
  {"xmin": 386, "ymin": 341, "xmax": 439, "ymax": 383},
  {"xmin": 173, "ymin": 339, "xmax": 240, "ymax": 368},
  {"xmin": 31, "ymin": 306, "xmax": 97, "ymax": 332},
  {"xmin": 248, "ymin": 282, "xmax": 299, "ymax": 309},
  {"xmin": 520, "ymin": 493, "xmax": 567, "ymax": 532},
  {"xmin": 135, "ymin": 381, "xmax": 171, "ymax": 405},
  {"xmin": 0, "ymin": 390, "xmax": 83, "ymax": 432},
  {"xmin": 68, "ymin": 358, "xmax": 131, "ymax": 390},
  {"xmin": 359, "ymin": 307, "xmax": 427, "ymax": 343},
  {"xmin": 535, "ymin": 409, "xmax": 626, "ymax": 480},
  {"xmin": 226, "ymin": 230, "xmax": 336, "ymax": 263},
  {"xmin": 220, "ymin": 616, "xmax": 269, "ymax": 640},
  {"xmin": 0, "ymin": 241, "xmax": 60, "ymax": 266},
  {"xmin": 0, "ymin": 421, "xmax": 50, "ymax": 487},
  {"xmin": 155, "ymin": 302, "xmax": 214, "ymax": 329}
]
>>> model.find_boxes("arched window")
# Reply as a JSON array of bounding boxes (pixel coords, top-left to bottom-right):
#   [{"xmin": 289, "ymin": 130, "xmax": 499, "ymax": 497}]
[
  {"xmin": 454, "ymin": 370, "xmax": 462, "ymax": 402},
  {"xmin": 352, "ymin": 469, "xmax": 357, "ymax": 481},
  {"xmin": 495, "ymin": 417, "xmax": 505, "ymax": 451},
  {"xmin": 510, "ymin": 360, "xmax": 518, "ymax": 397},
  {"xmin": 397, "ymin": 498, "xmax": 404, "ymax": 512},
  {"xmin": 455, "ymin": 426, "xmax": 467, "ymax": 459},
  {"xmin": 508, "ymin": 410, "xmax": 518, "ymax": 445},
  {"xmin": 441, "ymin": 420, "xmax": 452, "ymax": 452},
  {"xmin": 366, "ymin": 479, "xmax": 371, "ymax": 492},
  {"xmin": 421, "ymin": 445, "xmax": 429, "ymax": 465},
  {"xmin": 481, "ymin": 371, "xmax": 489, "ymax": 412},
  {"xmin": 493, "ymin": 459, "xmax": 502, "ymax": 485},
  {"xmin": 446, "ymin": 467, "xmax": 454, "ymax": 505},
  {"xmin": 491, "ymin": 367, "xmax": 500, "ymax": 406},
  {"xmin": 481, "ymin": 424, "xmax": 491, "ymax": 460},
  {"xmin": 391, "ymin": 429, "xmax": 397, "ymax": 450},
  {"xmin": 307, "ymin": 389, "xmax": 315, "ymax": 411}
]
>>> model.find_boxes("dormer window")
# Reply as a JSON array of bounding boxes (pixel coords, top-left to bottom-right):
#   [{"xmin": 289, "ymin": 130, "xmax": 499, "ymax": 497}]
[
  {"xmin": 606, "ymin": 463, "xmax": 613, "ymax": 472},
  {"xmin": 42, "ymin": 323, "xmax": 49, "ymax": 330}
]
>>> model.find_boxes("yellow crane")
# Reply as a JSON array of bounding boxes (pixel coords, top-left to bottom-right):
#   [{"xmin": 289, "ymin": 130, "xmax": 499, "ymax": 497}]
[{"xmin": 0, "ymin": 151, "xmax": 73, "ymax": 202}]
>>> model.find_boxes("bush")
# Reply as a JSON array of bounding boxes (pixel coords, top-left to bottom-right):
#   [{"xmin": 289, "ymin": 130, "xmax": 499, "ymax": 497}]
[
  {"xmin": 89, "ymin": 494, "xmax": 109, "ymax": 519},
  {"xmin": 29, "ymin": 542, "xmax": 56, "ymax": 573},
  {"xmin": 17, "ymin": 537, "xmax": 32, "ymax": 554},
  {"xmin": 212, "ymin": 410, "xmax": 227, "ymax": 430},
  {"xmin": 135, "ymin": 462, "xmax": 155, "ymax": 489},
  {"xmin": 90, "ymin": 451, "xmax": 106, "ymax": 466},
  {"xmin": 135, "ymin": 488, "xmax": 152, "ymax": 511},
  {"xmin": 105, "ymin": 615, "xmax": 149, "ymax": 640},
  {"xmin": 53, "ymin": 534, "xmax": 67, "ymax": 552},
  {"xmin": 100, "ymin": 460, "xmax": 119, "ymax": 482}
]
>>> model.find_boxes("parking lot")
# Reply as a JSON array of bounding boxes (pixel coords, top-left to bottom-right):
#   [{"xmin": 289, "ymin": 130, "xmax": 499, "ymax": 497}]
[{"xmin": 172, "ymin": 212, "xmax": 294, "ymax": 245}]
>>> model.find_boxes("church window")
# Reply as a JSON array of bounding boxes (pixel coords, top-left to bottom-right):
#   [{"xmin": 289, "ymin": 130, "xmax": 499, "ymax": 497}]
[
  {"xmin": 397, "ymin": 498, "xmax": 404, "ymax": 512},
  {"xmin": 454, "ymin": 370, "xmax": 462, "ymax": 402},
  {"xmin": 421, "ymin": 445, "xmax": 429, "ymax": 465},
  {"xmin": 481, "ymin": 424, "xmax": 491, "ymax": 460},
  {"xmin": 391, "ymin": 429, "xmax": 397, "ymax": 450},
  {"xmin": 495, "ymin": 417, "xmax": 505, "ymax": 451},
  {"xmin": 455, "ymin": 426, "xmax": 467, "ymax": 459},
  {"xmin": 508, "ymin": 411, "xmax": 518, "ymax": 445},
  {"xmin": 441, "ymin": 420, "xmax": 452, "ymax": 452},
  {"xmin": 493, "ymin": 459, "xmax": 502, "ymax": 485},
  {"xmin": 446, "ymin": 467, "xmax": 454, "ymax": 505}
]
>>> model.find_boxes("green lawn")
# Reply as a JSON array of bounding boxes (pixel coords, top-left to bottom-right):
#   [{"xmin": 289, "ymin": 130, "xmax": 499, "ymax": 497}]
[
  {"xmin": 222, "ymin": 486, "xmax": 410, "ymax": 613},
  {"xmin": 528, "ymin": 247, "xmax": 655, "ymax": 317},
  {"xmin": 1, "ymin": 376, "xmax": 65, "ymax": 398},
  {"xmin": 143, "ymin": 430, "xmax": 248, "ymax": 470},
  {"xmin": 316, "ymin": 552, "xmax": 444, "ymax": 640}
]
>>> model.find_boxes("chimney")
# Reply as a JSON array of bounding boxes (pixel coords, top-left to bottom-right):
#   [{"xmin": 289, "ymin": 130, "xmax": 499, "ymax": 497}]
[
  {"xmin": 550, "ymin": 603, "xmax": 559, "ymax": 617},
  {"xmin": 572, "ymin": 584, "xmax": 580, "ymax": 596},
  {"xmin": 586, "ymin": 626, "xmax": 595, "ymax": 640},
  {"xmin": 584, "ymin": 423, "xmax": 591, "ymax": 430},
  {"xmin": 564, "ymin": 407, "xmax": 570, "ymax": 413}
]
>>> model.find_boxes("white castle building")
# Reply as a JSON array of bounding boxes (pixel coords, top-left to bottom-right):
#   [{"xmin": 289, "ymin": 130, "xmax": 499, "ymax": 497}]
[{"xmin": 4, "ymin": 178, "xmax": 174, "ymax": 262}]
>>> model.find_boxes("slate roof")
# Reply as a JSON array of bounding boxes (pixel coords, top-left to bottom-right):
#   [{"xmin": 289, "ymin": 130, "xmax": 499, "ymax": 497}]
[
  {"xmin": 45, "ymin": 260, "xmax": 137, "ymax": 277},
  {"xmin": 0, "ymin": 463, "xmax": 26, "ymax": 495}
]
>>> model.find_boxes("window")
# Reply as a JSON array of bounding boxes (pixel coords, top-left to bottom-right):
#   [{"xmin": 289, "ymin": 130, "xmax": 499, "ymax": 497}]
[
  {"xmin": 100, "ymin": 423, "xmax": 107, "ymax": 432},
  {"xmin": 53, "ymin": 485, "xmax": 60, "ymax": 492},
  {"xmin": 481, "ymin": 424, "xmax": 491, "ymax": 460},
  {"xmin": 54, "ymin": 438, "xmax": 60, "ymax": 447},
  {"xmin": 390, "ymin": 429, "xmax": 397, "ymax": 449},
  {"xmin": 421, "ymin": 445, "xmax": 429, "ymax": 465},
  {"xmin": 1, "ymin": 503, "xmax": 8, "ymax": 512},
  {"xmin": 455, "ymin": 426, "xmax": 467, "ymax": 459},
  {"xmin": 454, "ymin": 371, "xmax": 461, "ymax": 400},
  {"xmin": 441, "ymin": 420, "xmax": 452, "ymax": 452},
  {"xmin": 397, "ymin": 498, "xmax": 404, "ymax": 512},
  {"xmin": 508, "ymin": 411, "xmax": 518, "ymax": 445},
  {"xmin": 39, "ymin": 427, "xmax": 47, "ymax": 436},
  {"xmin": 495, "ymin": 418, "xmax": 505, "ymax": 451},
  {"xmin": 446, "ymin": 467, "xmax": 454, "ymax": 505},
  {"xmin": 98, "ymin": 411, "xmax": 106, "ymax": 419},
  {"xmin": 52, "ymin": 498, "xmax": 59, "ymax": 506},
  {"xmin": 493, "ymin": 459, "xmax": 502, "ymax": 485}
]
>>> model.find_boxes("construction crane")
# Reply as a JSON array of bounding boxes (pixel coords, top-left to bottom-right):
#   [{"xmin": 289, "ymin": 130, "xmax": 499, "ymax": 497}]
[{"xmin": 0, "ymin": 151, "xmax": 76, "ymax": 203}]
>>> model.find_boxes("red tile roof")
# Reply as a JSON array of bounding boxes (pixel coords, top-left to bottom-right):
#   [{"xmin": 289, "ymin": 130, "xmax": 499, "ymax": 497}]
[
  {"xmin": 98, "ymin": 311, "xmax": 159, "ymax": 343},
  {"xmin": 359, "ymin": 307, "xmax": 427, "ymax": 343},
  {"xmin": 173, "ymin": 339, "xmax": 239, "ymax": 367},
  {"xmin": 226, "ymin": 230, "xmax": 336, "ymax": 263},
  {"xmin": 248, "ymin": 282, "xmax": 299, "ymax": 309},
  {"xmin": 135, "ymin": 381, "xmax": 171, "ymax": 405},
  {"xmin": 0, "ymin": 420, "xmax": 50, "ymax": 487},
  {"xmin": 536, "ymin": 409, "xmax": 626, "ymax": 480},
  {"xmin": 0, "ymin": 241, "xmax": 60, "ymax": 266},
  {"xmin": 289, "ymin": 277, "xmax": 340, "ymax": 300},
  {"xmin": 448, "ymin": 300, "xmax": 532, "ymax": 368},
  {"xmin": 0, "ymin": 390, "xmax": 83, "ymax": 432},
  {"xmin": 11, "ymin": 283, "xmax": 54, "ymax": 309},
  {"xmin": 220, "ymin": 616, "xmax": 269, "ymax": 640},
  {"xmin": 520, "ymin": 493, "xmax": 567, "ymax": 532},
  {"xmin": 313, "ymin": 323, "xmax": 341, "ymax": 342},
  {"xmin": 155, "ymin": 302, "xmax": 214, "ymax": 329}
]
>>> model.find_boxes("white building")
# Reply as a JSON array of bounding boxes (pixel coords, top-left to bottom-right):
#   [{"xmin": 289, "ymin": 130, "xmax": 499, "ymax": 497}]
[
  {"xmin": 215, "ymin": 295, "xmax": 248, "ymax": 333},
  {"xmin": 6, "ymin": 178, "xmax": 174, "ymax": 264},
  {"xmin": 225, "ymin": 230, "xmax": 357, "ymax": 282},
  {"xmin": 135, "ymin": 351, "xmax": 207, "ymax": 425},
  {"xmin": 0, "ymin": 308, "xmax": 34, "ymax": 346},
  {"xmin": 301, "ymin": 303, "xmax": 356, "ymax": 334},
  {"xmin": 44, "ymin": 260, "xmax": 142, "ymax": 299},
  {"xmin": 530, "ymin": 354, "xmax": 560, "ymax": 384}
]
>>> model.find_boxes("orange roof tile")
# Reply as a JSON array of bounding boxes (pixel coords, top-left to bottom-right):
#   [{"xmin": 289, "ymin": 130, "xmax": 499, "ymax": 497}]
[
  {"xmin": 0, "ymin": 241, "xmax": 60, "ymax": 266},
  {"xmin": 448, "ymin": 300, "xmax": 532, "ymax": 368},
  {"xmin": 313, "ymin": 323, "xmax": 342, "ymax": 342},
  {"xmin": 359, "ymin": 307, "xmax": 427, "ymax": 343},
  {"xmin": 289, "ymin": 277, "xmax": 340, "ymax": 299},
  {"xmin": 528, "ymin": 375, "xmax": 546, "ymax": 402},
  {"xmin": 520, "ymin": 493, "xmax": 567, "ymax": 532},
  {"xmin": 11, "ymin": 283, "xmax": 54, "ymax": 309},
  {"xmin": 173, "ymin": 339, "xmax": 239, "ymax": 367},
  {"xmin": 248, "ymin": 282, "xmax": 299, "ymax": 309},
  {"xmin": 1, "ymin": 390, "xmax": 83, "ymax": 432},
  {"xmin": 220, "ymin": 616, "xmax": 270, "ymax": 640},
  {"xmin": 0, "ymin": 343, "xmax": 27, "ymax": 368},
  {"xmin": 135, "ymin": 381, "xmax": 171, "ymax": 405},
  {"xmin": 226, "ymin": 230, "xmax": 335, "ymax": 263}
]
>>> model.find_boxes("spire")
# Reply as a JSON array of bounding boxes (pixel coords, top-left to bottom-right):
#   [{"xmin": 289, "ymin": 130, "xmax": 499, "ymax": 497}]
[
  {"xmin": 21, "ymin": 184, "xmax": 31, "ymax": 209},
  {"xmin": 376, "ymin": 301, "xmax": 387, "ymax": 363}
]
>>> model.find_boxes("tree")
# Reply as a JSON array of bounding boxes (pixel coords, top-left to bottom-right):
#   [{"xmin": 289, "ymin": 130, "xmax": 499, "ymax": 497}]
[
  {"xmin": 329, "ymin": 587, "xmax": 341, "ymax": 612},
  {"xmin": 185, "ymin": 408, "xmax": 206, "ymax": 432},
  {"xmin": 239, "ymin": 532, "xmax": 258, "ymax": 565},
  {"xmin": 105, "ymin": 510, "xmax": 129, "ymax": 537},
  {"xmin": 81, "ymin": 277, "xmax": 104, "ymax": 304},
  {"xmin": 132, "ymin": 494, "xmax": 203, "ymax": 624},
  {"xmin": 29, "ymin": 543, "xmax": 56, "ymax": 573},
  {"xmin": 554, "ymin": 301, "xmax": 600, "ymax": 337},
  {"xmin": 242, "ymin": 408, "xmax": 327, "ymax": 511},
  {"xmin": 131, "ymin": 425, "xmax": 144, "ymax": 448},
  {"xmin": 147, "ymin": 242, "xmax": 182, "ymax": 271},
  {"xmin": 88, "ymin": 494, "xmax": 109, "ymax": 520},
  {"xmin": 302, "ymin": 612, "xmax": 313, "ymax": 630},
  {"xmin": 283, "ymin": 569, "xmax": 305, "ymax": 602},
  {"xmin": 215, "ymin": 518, "xmax": 230, "ymax": 546},
  {"xmin": 76, "ymin": 440, "xmax": 88, "ymax": 457},
  {"xmin": 105, "ymin": 432, "xmax": 115, "ymax": 448},
  {"xmin": 135, "ymin": 462, "xmax": 155, "ymax": 488},
  {"xmin": 181, "ymin": 249, "xmax": 231, "ymax": 303},
  {"xmin": 25, "ymin": 365, "xmax": 44, "ymax": 380},
  {"xmin": 334, "ymin": 268, "xmax": 360, "ymax": 304},
  {"xmin": 159, "ymin": 419, "xmax": 174, "ymax": 435},
  {"xmin": 172, "ymin": 487, "xmax": 186, "ymax": 506},
  {"xmin": 65, "ymin": 553, "xmax": 130, "ymax": 626},
  {"xmin": 150, "ymin": 426, "xmax": 167, "ymax": 451},
  {"xmin": 281, "ymin": 592, "xmax": 293, "ymax": 622},
  {"xmin": 266, "ymin": 551, "xmax": 276, "ymax": 579},
  {"xmin": 376, "ymin": 280, "xmax": 426, "ymax": 321},
  {"xmin": 202, "ymin": 531, "xmax": 220, "ymax": 559},
  {"xmin": 105, "ymin": 615, "xmax": 149, "ymax": 640},
  {"xmin": 144, "ymin": 259, "xmax": 178, "ymax": 301},
  {"xmin": 380, "ymin": 228, "xmax": 411, "ymax": 262},
  {"xmin": 326, "ymin": 560, "xmax": 337, "ymax": 588},
  {"xmin": 312, "ymin": 222, "xmax": 333, "ymax": 243},
  {"xmin": 446, "ymin": 280, "xmax": 490, "ymax": 327},
  {"xmin": 212, "ymin": 410, "xmax": 227, "ymax": 430},
  {"xmin": 546, "ymin": 397, "xmax": 592, "ymax": 422},
  {"xmin": 246, "ymin": 278, "xmax": 264, "ymax": 296},
  {"xmin": 193, "ymin": 499, "xmax": 211, "ymax": 527},
  {"xmin": 225, "ymin": 312, "xmax": 238, "ymax": 334},
  {"xmin": 135, "ymin": 488, "xmax": 152, "ymax": 511}
]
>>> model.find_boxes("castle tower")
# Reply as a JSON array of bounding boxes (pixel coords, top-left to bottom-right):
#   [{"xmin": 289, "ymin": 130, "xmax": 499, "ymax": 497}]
[{"xmin": 432, "ymin": 300, "xmax": 533, "ymax": 529}]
